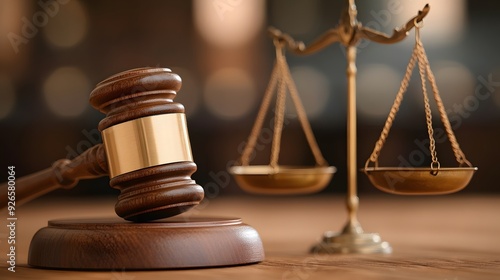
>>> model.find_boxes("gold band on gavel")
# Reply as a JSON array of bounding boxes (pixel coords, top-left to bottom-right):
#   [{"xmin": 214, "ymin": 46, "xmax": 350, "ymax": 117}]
[{"xmin": 102, "ymin": 113, "xmax": 193, "ymax": 178}]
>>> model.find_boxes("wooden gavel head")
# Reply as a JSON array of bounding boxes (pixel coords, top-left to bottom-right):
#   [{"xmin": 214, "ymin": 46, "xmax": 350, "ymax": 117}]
[{"xmin": 89, "ymin": 67, "xmax": 204, "ymax": 222}]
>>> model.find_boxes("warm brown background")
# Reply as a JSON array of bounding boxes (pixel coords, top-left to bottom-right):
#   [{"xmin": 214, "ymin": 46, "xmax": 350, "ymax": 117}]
[
  {"xmin": 0, "ymin": 0, "xmax": 499, "ymax": 198},
  {"xmin": 0, "ymin": 2, "xmax": 499, "ymax": 279}
]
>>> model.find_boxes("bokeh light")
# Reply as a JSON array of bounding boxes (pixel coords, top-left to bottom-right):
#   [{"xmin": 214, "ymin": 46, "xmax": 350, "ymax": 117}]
[
  {"xmin": 43, "ymin": 67, "xmax": 90, "ymax": 117},
  {"xmin": 357, "ymin": 64, "xmax": 401, "ymax": 121},
  {"xmin": 203, "ymin": 67, "xmax": 257, "ymax": 120},
  {"xmin": 431, "ymin": 60, "xmax": 474, "ymax": 110},
  {"xmin": 395, "ymin": 0, "xmax": 466, "ymax": 47},
  {"xmin": 43, "ymin": 0, "xmax": 88, "ymax": 48},
  {"xmin": 193, "ymin": 0, "xmax": 265, "ymax": 47},
  {"xmin": 0, "ymin": 0, "xmax": 27, "ymax": 58},
  {"xmin": 290, "ymin": 66, "xmax": 331, "ymax": 120}
]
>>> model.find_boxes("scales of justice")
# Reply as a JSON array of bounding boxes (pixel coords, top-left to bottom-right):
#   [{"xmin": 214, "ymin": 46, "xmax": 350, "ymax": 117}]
[
  {"xmin": 230, "ymin": 0, "xmax": 477, "ymax": 254},
  {"xmin": 0, "ymin": 0, "xmax": 477, "ymax": 270}
]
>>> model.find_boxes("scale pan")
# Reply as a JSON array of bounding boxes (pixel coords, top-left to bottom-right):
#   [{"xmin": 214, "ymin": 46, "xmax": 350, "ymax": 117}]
[
  {"xmin": 229, "ymin": 165, "xmax": 336, "ymax": 195},
  {"xmin": 363, "ymin": 167, "xmax": 477, "ymax": 195}
]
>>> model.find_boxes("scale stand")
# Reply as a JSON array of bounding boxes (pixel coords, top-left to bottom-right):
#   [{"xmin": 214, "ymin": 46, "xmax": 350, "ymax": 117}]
[{"xmin": 268, "ymin": 1, "xmax": 431, "ymax": 254}]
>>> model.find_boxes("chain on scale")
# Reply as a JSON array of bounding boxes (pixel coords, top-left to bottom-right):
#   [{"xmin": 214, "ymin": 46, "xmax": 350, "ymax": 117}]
[
  {"xmin": 239, "ymin": 39, "xmax": 328, "ymax": 169},
  {"xmin": 366, "ymin": 21, "xmax": 472, "ymax": 172}
]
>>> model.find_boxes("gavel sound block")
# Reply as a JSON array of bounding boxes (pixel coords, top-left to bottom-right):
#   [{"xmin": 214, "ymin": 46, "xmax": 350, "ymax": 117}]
[{"xmin": 1, "ymin": 67, "xmax": 264, "ymax": 269}]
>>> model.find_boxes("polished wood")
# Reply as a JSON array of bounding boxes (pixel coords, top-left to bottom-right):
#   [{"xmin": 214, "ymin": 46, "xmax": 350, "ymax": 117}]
[
  {"xmin": 28, "ymin": 217, "xmax": 264, "ymax": 269},
  {"xmin": 0, "ymin": 144, "xmax": 108, "ymax": 208},
  {"xmin": 1, "ymin": 195, "xmax": 498, "ymax": 279},
  {"xmin": 92, "ymin": 67, "xmax": 204, "ymax": 221},
  {"xmin": 0, "ymin": 67, "xmax": 204, "ymax": 222},
  {"xmin": 1, "ymin": 67, "xmax": 264, "ymax": 270}
]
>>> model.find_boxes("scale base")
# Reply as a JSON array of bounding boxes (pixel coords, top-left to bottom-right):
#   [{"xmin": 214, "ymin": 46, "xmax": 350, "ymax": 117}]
[
  {"xmin": 311, "ymin": 230, "xmax": 392, "ymax": 254},
  {"xmin": 28, "ymin": 217, "xmax": 264, "ymax": 270}
]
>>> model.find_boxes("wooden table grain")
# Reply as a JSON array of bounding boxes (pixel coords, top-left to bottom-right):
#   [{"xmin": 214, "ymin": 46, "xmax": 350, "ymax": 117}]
[{"xmin": 1, "ymin": 195, "xmax": 499, "ymax": 279}]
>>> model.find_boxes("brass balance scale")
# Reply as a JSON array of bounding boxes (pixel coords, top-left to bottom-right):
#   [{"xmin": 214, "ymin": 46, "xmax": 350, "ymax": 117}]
[{"xmin": 229, "ymin": 1, "xmax": 477, "ymax": 253}]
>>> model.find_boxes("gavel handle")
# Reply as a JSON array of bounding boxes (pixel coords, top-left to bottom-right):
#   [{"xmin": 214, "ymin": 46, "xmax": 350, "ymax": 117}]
[{"xmin": 1, "ymin": 144, "xmax": 108, "ymax": 208}]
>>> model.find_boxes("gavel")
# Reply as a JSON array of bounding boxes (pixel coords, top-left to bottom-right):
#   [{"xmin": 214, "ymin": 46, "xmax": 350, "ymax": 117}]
[{"xmin": 0, "ymin": 67, "xmax": 204, "ymax": 222}]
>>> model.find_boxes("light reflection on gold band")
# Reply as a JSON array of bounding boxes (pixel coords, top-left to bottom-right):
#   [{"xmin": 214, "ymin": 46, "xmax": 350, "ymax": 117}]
[{"xmin": 102, "ymin": 113, "xmax": 193, "ymax": 178}]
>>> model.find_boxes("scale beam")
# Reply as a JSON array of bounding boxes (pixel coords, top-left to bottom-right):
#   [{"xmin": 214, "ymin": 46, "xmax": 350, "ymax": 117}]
[
  {"xmin": 269, "ymin": 4, "xmax": 429, "ymax": 51},
  {"xmin": 360, "ymin": 4, "xmax": 430, "ymax": 44}
]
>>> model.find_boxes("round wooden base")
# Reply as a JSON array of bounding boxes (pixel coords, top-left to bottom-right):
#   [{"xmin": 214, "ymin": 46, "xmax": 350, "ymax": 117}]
[{"xmin": 28, "ymin": 217, "xmax": 264, "ymax": 270}]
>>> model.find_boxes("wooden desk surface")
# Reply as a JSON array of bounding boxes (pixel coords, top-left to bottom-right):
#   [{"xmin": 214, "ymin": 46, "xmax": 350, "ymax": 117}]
[{"xmin": 1, "ymin": 195, "xmax": 499, "ymax": 279}]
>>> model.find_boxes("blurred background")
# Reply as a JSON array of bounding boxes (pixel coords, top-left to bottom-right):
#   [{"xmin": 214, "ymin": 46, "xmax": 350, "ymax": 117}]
[{"xmin": 0, "ymin": 0, "xmax": 498, "ymax": 200}]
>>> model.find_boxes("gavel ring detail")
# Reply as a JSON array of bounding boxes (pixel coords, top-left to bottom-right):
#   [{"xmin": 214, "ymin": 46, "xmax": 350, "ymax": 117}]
[{"xmin": 0, "ymin": 67, "xmax": 205, "ymax": 222}]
